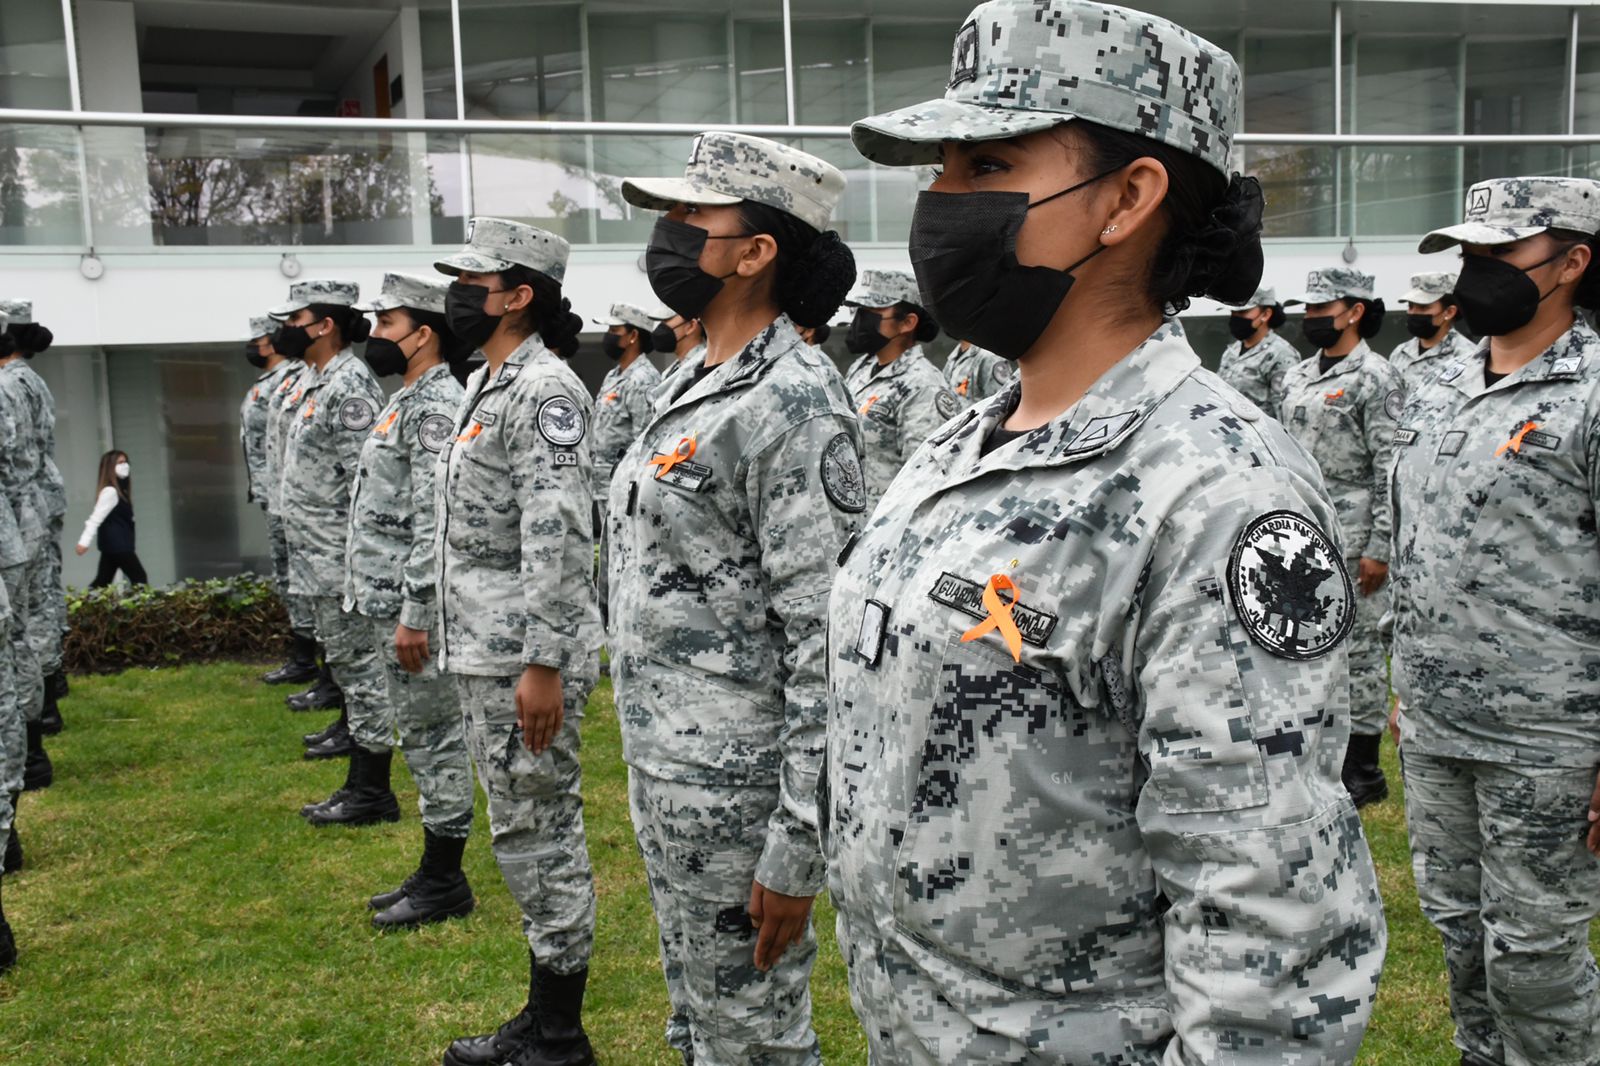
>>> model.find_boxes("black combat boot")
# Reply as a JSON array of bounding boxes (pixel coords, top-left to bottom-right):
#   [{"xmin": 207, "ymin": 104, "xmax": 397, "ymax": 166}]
[
  {"xmin": 305, "ymin": 748, "xmax": 400, "ymax": 827},
  {"xmin": 262, "ymin": 631, "xmax": 320, "ymax": 685},
  {"xmin": 372, "ymin": 829, "xmax": 475, "ymax": 929},
  {"xmin": 39, "ymin": 688, "xmax": 62, "ymax": 736},
  {"xmin": 0, "ymin": 874, "xmax": 15, "ymax": 977},
  {"xmin": 22, "ymin": 721, "xmax": 51, "ymax": 792},
  {"xmin": 301, "ymin": 753, "xmax": 358, "ymax": 820},
  {"xmin": 444, "ymin": 949, "xmax": 542, "ymax": 1066},
  {"xmin": 1341, "ymin": 733, "xmax": 1389, "ymax": 808},
  {"xmin": 47, "ymin": 669, "xmax": 68, "ymax": 701},
  {"xmin": 508, "ymin": 967, "xmax": 596, "ymax": 1066},
  {"xmin": 286, "ymin": 658, "xmax": 343, "ymax": 712},
  {"xmin": 303, "ymin": 712, "xmax": 355, "ymax": 760},
  {"xmin": 3, "ymin": 792, "xmax": 21, "ymax": 875},
  {"xmin": 302, "ymin": 707, "xmax": 348, "ymax": 747}
]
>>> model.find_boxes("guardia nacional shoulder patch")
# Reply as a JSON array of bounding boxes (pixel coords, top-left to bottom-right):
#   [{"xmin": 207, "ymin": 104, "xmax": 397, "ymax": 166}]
[
  {"xmin": 339, "ymin": 397, "xmax": 376, "ymax": 431},
  {"xmin": 820, "ymin": 432, "xmax": 867, "ymax": 513},
  {"xmin": 935, "ymin": 389, "xmax": 959, "ymax": 420},
  {"xmin": 1227, "ymin": 511, "xmax": 1354, "ymax": 661},
  {"xmin": 417, "ymin": 413, "xmax": 454, "ymax": 454},
  {"xmin": 1384, "ymin": 389, "xmax": 1404, "ymax": 420},
  {"xmin": 537, "ymin": 395, "xmax": 586, "ymax": 447}
]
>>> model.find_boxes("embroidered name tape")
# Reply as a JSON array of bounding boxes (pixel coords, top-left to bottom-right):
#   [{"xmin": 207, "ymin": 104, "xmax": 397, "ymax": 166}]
[{"xmin": 928, "ymin": 572, "xmax": 1057, "ymax": 648}]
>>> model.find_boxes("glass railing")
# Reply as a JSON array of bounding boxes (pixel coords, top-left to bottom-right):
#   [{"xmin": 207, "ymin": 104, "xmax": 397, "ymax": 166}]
[{"xmin": 6, "ymin": 112, "xmax": 1600, "ymax": 250}]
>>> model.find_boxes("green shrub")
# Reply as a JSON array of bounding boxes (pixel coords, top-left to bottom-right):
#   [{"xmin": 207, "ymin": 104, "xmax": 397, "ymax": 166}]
[{"xmin": 64, "ymin": 575, "xmax": 289, "ymax": 674}]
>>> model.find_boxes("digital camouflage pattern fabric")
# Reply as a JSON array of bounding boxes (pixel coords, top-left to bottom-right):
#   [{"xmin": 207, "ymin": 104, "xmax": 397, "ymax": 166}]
[
  {"xmin": 592, "ymin": 355, "xmax": 662, "ymax": 512},
  {"xmin": 240, "ymin": 361, "xmax": 296, "ymax": 506},
  {"xmin": 1421, "ymin": 176, "xmax": 1600, "ymax": 253},
  {"xmin": 374, "ymin": 615, "xmax": 473, "ymax": 838},
  {"xmin": 268, "ymin": 278, "xmax": 359, "ymax": 318},
  {"xmin": 845, "ymin": 269, "xmax": 922, "ymax": 310},
  {"xmin": 435, "ymin": 216, "xmax": 572, "ymax": 283},
  {"xmin": 1398, "ymin": 271, "xmax": 1457, "ymax": 305},
  {"xmin": 845, "ymin": 345, "xmax": 960, "ymax": 511},
  {"xmin": 1388, "ymin": 327, "xmax": 1471, "ymax": 389},
  {"xmin": 1278, "ymin": 340, "xmax": 1402, "ymax": 735},
  {"xmin": 1287, "ymin": 267, "xmax": 1376, "ymax": 306},
  {"xmin": 941, "ymin": 341, "xmax": 1013, "ymax": 406},
  {"xmin": 824, "ymin": 322, "xmax": 1386, "ymax": 1064},
  {"xmin": 850, "ymin": 0, "xmax": 1242, "ymax": 176},
  {"xmin": 621, "ymin": 132, "xmax": 847, "ymax": 234},
  {"xmin": 1217, "ymin": 328, "xmax": 1300, "ymax": 414}
]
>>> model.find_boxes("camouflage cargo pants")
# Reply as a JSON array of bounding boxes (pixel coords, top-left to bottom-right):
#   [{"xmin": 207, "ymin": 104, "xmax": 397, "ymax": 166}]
[
  {"xmin": 0, "ymin": 579, "xmax": 13, "ymax": 834},
  {"xmin": 31, "ymin": 514, "xmax": 65, "ymax": 674},
  {"xmin": 310, "ymin": 597, "xmax": 391, "ymax": 753},
  {"xmin": 368, "ymin": 614, "xmax": 473, "ymax": 839},
  {"xmin": 456, "ymin": 671, "xmax": 595, "ymax": 974},
  {"xmin": 1348, "ymin": 572, "xmax": 1390, "ymax": 736},
  {"xmin": 3, "ymin": 559, "xmax": 39, "ymax": 729},
  {"xmin": 628, "ymin": 770, "xmax": 821, "ymax": 1066},
  {"xmin": 1402, "ymin": 748, "xmax": 1600, "ymax": 1065},
  {"xmin": 269, "ymin": 511, "xmax": 316, "ymax": 635}
]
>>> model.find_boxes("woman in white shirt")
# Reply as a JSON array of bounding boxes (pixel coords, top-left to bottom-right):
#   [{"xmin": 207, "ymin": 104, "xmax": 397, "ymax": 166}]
[{"xmin": 74, "ymin": 451, "xmax": 146, "ymax": 588}]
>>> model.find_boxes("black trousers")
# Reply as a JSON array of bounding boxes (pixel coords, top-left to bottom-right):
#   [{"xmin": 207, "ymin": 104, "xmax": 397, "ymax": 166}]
[{"xmin": 90, "ymin": 550, "xmax": 148, "ymax": 588}]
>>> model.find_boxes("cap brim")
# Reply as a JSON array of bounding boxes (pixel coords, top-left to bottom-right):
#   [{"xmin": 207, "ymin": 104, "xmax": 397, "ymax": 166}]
[
  {"xmin": 353, "ymin": 296, "xmax": 404, "ymax": 313},
  {"xmin": 1283, "ymin": 291, "xmax": 1341, "ymax": 307},
  {"xmin": 267, "ymin": 300, "xmax": 308, "ymax": 319},
  {"xmin": 434, "ymin": 250, "xmax": 517, "ymax": 276},
  {"xmin": 591, "ymin": 316, "xmax": 625, "ymax": 327},
  {"xmin": 1418, "ymin": 222, "xmax": 1547, "ymax": 254},
  {"xmin": 621, "ymin": 177, "xmax": 743, "ymax": 213},
  {"xmin": 851, "ymin": 98, "xmax": 1072, "ymax": 167},
  {"xmin": 1398, "ymin": 288, "xmax": 1449, "ymax": 305}
]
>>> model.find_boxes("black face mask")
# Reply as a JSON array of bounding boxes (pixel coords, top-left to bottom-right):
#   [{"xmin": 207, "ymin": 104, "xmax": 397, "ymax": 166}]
[
  {"xmin": 1301, "ymin": 314, "xmax": 1347, "ymax": 351},
  {"xmin": 1453, "ymin": 244, "xmax": 1577, "ymax": 337},
  {"xmin": 644, "ymin": 217, "xmax": 742, "ymax": 319},
  {"xmin": 1227, "ymin": 315, "xmax": 1259, "ymax": 342},
  {"xmin": 602, "ymin": 333, "xmax": 626, "ymax": 360},
  {"xmin": 445, "ymin": 282, "xmax": 504, "ymax": 351},
  {"xmin": 651, "ymin": 324, "xmax": 679, "ymax": 352},
  {"xmin": 273, "ymin": 322, "xmax": 313, "ymax": 360},
  {"xmin": 907, "ymin": 171, "xmax": 1114, "ymax": 361},
  {"xmin": 1405, "ymin": 313, "xmax": 1442, "ymax": 340},
  {"xmin": 364, "ymin": 328, "xmax": 421, "ymax": 378},
  {"xmin": 845, "ymin": 310, "xmax": 892, "ymax": 356},
  {"xmin": 244, "ymin": 344, "xmax": 269, "ymax": 369}
]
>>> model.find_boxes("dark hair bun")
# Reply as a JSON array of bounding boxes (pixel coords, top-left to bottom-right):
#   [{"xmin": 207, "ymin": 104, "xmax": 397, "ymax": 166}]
[
  {"xmin": 1267, "ymin": 304, "xmax": 1287, "ymax": 329},
  {"xmin": 1356, "ymin": 297, "xmax": 1386, "ymax": 339},
  {"xmin": 346, "ymin": 314, "xmax": 371, "ymax": 344},
  {"xmin": 783, "ymin": 230, "xmax": 857, "ymax": 329},
  {"xmin": 636, "ymin": 324, "xmax": 656, "ymax": 356},
  {"xmin": 9, "ymin": 322, "xmax": 52, "ymax": 354},
  {"xmin": 536, "ymin": 294, "xmax": 583, "ymax": 359},
  {"xmin": 1574, "ymin": 236, "xmax": 1600, "ymax": 311},
  {"xmin": 1174, "ymin": 174, "xmax": 1265, "ymax": 311}
]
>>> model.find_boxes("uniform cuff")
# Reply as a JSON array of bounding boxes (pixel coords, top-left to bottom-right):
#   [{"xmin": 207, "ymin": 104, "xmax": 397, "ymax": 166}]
[
  {"xmin": 754, "ymin": 828, "xmax": 827, "ymax": 898},
  {"xmin": 398, "ymin": 599, "xmax": 434, "ymax": 631}
]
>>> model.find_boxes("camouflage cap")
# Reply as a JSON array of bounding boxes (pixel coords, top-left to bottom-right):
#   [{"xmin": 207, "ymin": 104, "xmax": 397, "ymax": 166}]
[
  {"xmin": 621, "ymin": 132, "xmax": 846, "ymax": 233},
  {"xmin": 268, "ymin": 279, "xmax": 359, "ymax": 319},
  {"xmin": 851, "ymin": 0, "xmax": 1241, "ymax": 176},
  {"xmin": 1398, "ymin": 271, "xmax": 1457, "ymax": 305},
  {"xmin": 591, "ymin": 302, "xmax": 658, "ymax": 331},
  {"xmin": 355, "ymin": 272, "xmax": 449, "ymax": 314},
  {"xmin": 1231, "ymin": 285, "xmax": 1278, "ymax": 310},
  {"xmin": 845, "ymin": 269, "xmax": 922, "ymax": 309},
  {"xmin": 1420, "ymin": 177, "xmax": 1600, "ymax": 254},
  {"xmin": 435, "ymin": 216, "xmax": 570, "ymax": 284},
  {"xmin": 248, "ymin": 315, "xmax": 275, "ymax": 340},
  {"xmin": 0, "ymin": 299, "xmax": 33, "ymax": 325},
  {"xmin": 1285, "ymin": 268, "xmax": 1375, "ymax": 307}
]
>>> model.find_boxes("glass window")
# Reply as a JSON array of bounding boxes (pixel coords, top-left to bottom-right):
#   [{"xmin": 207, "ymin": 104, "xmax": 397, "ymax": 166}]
[
  {"xmin": 27, "ymin": 347, "xmax": 110, "ymax": 590},
  {"xmin": 0, "ymin": 123, "xmax": 84, "ymax": 246},
  {"xmin": 1463, "ymin": 38, "xmax": 1566, "ymax": 186},
  {"xmin": 456, "ymin": 2, "xmax": 585, "ymax": 121},
  {"xmin": 1348, "ymin": 36, "xmax": 1462, "ymax": 236},
  {"xmin": 0, "ymin": 0, "xmax": 72, "ymax": 110},
  {"xmin": 1241, "ymin": 33, "xmax": 1336, "ymax": 238},
  {"xmin": 418, "ymin": 10, "xmax": 462, "ymax": 121}
]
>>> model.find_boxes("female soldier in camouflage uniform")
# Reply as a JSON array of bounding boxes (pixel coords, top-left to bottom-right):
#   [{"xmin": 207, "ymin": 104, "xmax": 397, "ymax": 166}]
[
  {"xmin": 343, "ymin": 273, "xmax": 476, "ymax": 928},
  {"xmin": 941, "ymin": 339, "xmax": 1010, "ymax": 406},
  {"xmin": 432, "ymin": 218, "xmax": 598, "ymax": 1066},
  {"xmin": 1390, "ymin": 271, "xmax": 1469, "ymax": 387},
  {"xmin": 1279, "ymin": 268, "xmax": 1404, "ymax": 807},
  {"xmin": 1392, "ymin": 176, "xmax": 1600, "ymax": 1066},
  {"xmin": 607, "ymin": 132, "xmax": 864, "ymax": 1066},
  {"xmin": 271, "ymin": 280, "xmax": 398, "ymax": 827},
  {"xmin": 1218, "ymin": 285, "xmax": 1299, "ymax": 413},
  {"xmin": 824, "ymin": 2, "xmax": 1387, "ymax": 1063},
  {"xmin": 841, "ymin": 269, "xmax": 960, "ymax": 513}
]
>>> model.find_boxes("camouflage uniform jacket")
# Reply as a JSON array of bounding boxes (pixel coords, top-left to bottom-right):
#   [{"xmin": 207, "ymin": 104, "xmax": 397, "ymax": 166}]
[
  {"xmin": 0, "ymin": 362, "xmax": 42, "ymax": 558},
  {"xmin": 240, "ymin": 361, "xmax": 296, "ymax": 505},
  {"xmin": 13, "ymin": 364, "xmax": 64, "ymax": 522},
  {"xmin": 607, "ymin": 316, "xmax": 865, "ymax": 897},
  {"xmin": 592, "ymin": 355, "xmax": 662, "ymax": 500},
  {"xmin": 1387, "ymin": 328, "xmax": 1471, "ymax": 389},
  {"xmin": 280, "ymin": 349, "xmax": 384, "ymax": 598},
  {"xmin": 941, "ymin": 341, "xmax": 1012, "ymax": 405},
  {"xmin": 1279, "ymin": 341, "xmax": 1403, "ymax": 562},
  {"xmin": 343, "ymin": 362, "xmax": 463, "ymax": 630},
  {"xmin": 434, "ymin": 334, "xmax": 600, "ymax": 676},
  {"xmin": 265, "ymin": 362, "xmax": 310, "ymax": 517},
  {"xmin": 1218, "ymin": 329, "xmax": 1300, "ymax": 414},
  {"xmin": 824, "ymin": 323, "xmax": 1386, "ymax": 1063},
  {"xmin": 845, "ymin": 346, "xmax": 960, "ymax": 510},
  {"xmin": 654, "ymin": 344, "xmax": 706, "ymax": 402},
  {"xmin": 1391, "ymin": 319, "xmax": 1600, "ymax": 767}
]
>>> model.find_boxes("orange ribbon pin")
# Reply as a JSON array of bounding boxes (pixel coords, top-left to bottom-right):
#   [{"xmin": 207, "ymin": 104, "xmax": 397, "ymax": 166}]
[
  {"xmin": 860, "ymin": 394, "xmax": 879, "ymax": 416},
  {"xmin": 1324, "ymin": 388, "xmax": 1345, "ymax": 403},
  {"xmin": 301, "ymin": 398, "xmax": 316, "ymax": 420},
  {"xmin": 604, "ymin": 390, "xmax": 620, "ymax": 403},
  {"xmin": 1496, "ymin": 421, "xmax": 1540, "ymax": 457},
  {"xmin": 456, "ymin": 422, "xmax": 484, "ymax": 443},
  {"xmin": 373, "ymin": 410, "xmax": 400, "ymax": 437},
  {"xmin": 960, "ymin": 573, "xmax": 1025, "ymax": 663},
  {"xmin": 956, "ymin": 378, "xmax": 969, "ymax": 397},
  {"xmin": 649, "ymin": 435, "xmax": 697, "ymax": 479}
]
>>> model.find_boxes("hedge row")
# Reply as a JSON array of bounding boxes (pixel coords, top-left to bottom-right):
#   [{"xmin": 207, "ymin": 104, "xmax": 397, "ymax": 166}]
[{"xmin": 64, "ymin": 575, "xmax": 289, "ymax": 675}]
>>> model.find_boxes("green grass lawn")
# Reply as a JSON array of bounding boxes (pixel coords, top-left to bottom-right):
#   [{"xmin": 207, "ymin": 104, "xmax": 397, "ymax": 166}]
[{"xmin": 0, "ymin": 663, "xmax": 1593, "ymax": 1063}]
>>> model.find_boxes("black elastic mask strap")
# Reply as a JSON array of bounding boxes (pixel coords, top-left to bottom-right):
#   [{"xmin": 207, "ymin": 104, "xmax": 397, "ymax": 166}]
[
  {"xmin": 1025, "ymin": 167, "xmax": 1122, "ymax": 212},
  {"xmin": 1526, "ymin": 241, "xmax": 1586, "ymax": 305}
]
